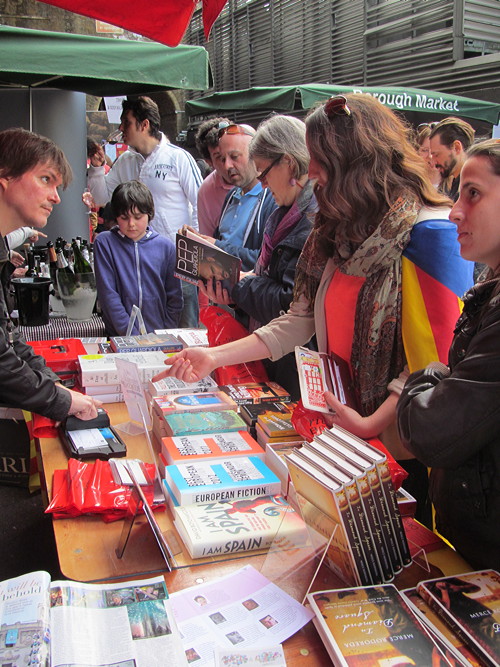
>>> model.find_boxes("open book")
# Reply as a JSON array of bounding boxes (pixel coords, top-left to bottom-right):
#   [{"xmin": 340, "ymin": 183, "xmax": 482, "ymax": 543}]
[
  {"xmin": 0, "ymin": 570, "xmax": 187, "ymax": 667},
  {"xmin": 174, "ymin": 231, "xmax": 241, "ymax": 291}
]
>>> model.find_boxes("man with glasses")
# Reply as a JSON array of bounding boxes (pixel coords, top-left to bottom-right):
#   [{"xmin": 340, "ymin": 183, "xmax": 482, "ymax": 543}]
[
  {"xmin": 429, "ymin": 117, "xmax": 475, "ymax": 201},
  {"xmin": 184, "ymin": 123, "xmax": 276, "ymax": 272}
]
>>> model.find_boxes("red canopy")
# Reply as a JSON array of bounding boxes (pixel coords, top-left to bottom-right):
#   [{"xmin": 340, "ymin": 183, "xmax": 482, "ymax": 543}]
[{"xmin": 38, "ymin": 0, "xmax": 227, "ymax": 47}]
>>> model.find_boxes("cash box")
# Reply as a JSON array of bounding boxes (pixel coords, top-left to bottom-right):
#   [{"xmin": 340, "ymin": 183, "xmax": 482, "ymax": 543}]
[{"xmin": 27, "ymin": 338, "xmax": 87, "ymax": 388}]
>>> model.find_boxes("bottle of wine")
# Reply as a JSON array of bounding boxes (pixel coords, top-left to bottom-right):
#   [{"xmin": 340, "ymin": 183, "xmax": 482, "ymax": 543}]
[{"xmin": 71, "ymin": 239, "xmax": 93, "ymax": 274}]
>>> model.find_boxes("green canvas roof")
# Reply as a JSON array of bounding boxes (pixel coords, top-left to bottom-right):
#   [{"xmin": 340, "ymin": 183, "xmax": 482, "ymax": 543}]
[
  {"xmin": 186, "ymin": 84, "xmax": 500, "ymax": 125},
  {"xmin": 0, "ymin": 25, "xmax": 210, "ymax": 96}
]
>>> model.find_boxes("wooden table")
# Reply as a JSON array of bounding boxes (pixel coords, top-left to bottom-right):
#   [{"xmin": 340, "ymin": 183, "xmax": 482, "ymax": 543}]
[{"xmin": 37, "ymin": 403, "xmax": 472, "ymax": 666}]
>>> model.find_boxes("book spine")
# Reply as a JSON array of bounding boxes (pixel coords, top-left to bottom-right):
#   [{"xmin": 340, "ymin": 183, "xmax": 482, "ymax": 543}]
[
  {"xmin": 416, "ymin": 585, "xmax": 495, "ymax": 667},
  {"xmin": 84, "ymin": 383, "xmax": 122, "ymax": 395},
  {"xmin": 89, "ymin": 392, "xmax": 124, "ymax": 403},
  {"xmin": 376, "ymin": 460, "xmax": 412, "ymax": 566},
  {"xmin": 366, "ymin": 467, "xmax": 403, "ymax": 574},
  {"xmin": 332, "ymin": 486, "xmax": 371, "ymax": 587},
  {"xmin": 343, "ymin": 478, "xmax": 383, "ymax": 585},
  {"xmin": 166, "ymin": 473, "xmax": 280, "ymax": 506},
  {"xmin": 110, "ymin": 345, "xmax": 176, "ymax": 353},
  {"xmin": 354, "ymin": 474, "xmax": 394, "ymax": 582}
]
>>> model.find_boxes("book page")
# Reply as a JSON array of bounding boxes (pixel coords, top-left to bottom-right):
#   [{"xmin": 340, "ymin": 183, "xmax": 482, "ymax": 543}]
[
  {"xmin": 49, "ymin": 575, "xmax": 187, "ymax": 667},
  {"xmin": 170, "ymin": 565, "xmax": 313, "ymax": 666}
]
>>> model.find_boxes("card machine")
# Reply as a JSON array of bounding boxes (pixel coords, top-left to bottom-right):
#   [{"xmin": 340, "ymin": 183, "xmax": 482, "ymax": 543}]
[{"xmin": 60, "ymin": 408, "xmax": 127, "ymax": 460}]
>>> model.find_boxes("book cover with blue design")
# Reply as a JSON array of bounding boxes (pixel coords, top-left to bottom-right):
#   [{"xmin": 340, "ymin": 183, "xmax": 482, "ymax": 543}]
[{"xmin": 164, "ymin": 409, "xmax": 247, "ymax": 437}]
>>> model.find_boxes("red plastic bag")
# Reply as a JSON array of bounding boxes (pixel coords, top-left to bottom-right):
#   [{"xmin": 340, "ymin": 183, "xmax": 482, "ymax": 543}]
[
  {"xmin": 290, "ymin": 400, "xmax": 408, "ymax": 490},
  {"xmin": 200, "ymin": 305, "xmax": 269, "ymax": 385}
]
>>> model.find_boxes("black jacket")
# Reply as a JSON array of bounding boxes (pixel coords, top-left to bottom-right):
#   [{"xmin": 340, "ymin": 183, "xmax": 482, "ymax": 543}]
[
  {"xmin": 0, "ymin": 237, "xmax": 71, "ymax": 421},
  {"xmin": 397, "ymin": 279, "xmax": 500, "ymax": 570}
]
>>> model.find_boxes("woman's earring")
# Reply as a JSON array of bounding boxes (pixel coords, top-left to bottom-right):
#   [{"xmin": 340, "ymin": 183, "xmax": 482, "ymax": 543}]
[{"xmin": 289, "ymin": 178, "xmax": 297, "ymax": 186}]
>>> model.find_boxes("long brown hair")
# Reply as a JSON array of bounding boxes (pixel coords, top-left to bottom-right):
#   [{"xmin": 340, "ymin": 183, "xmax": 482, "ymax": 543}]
[{"xmin": 305, "ymin": 94, "xmax": 450, "ymax": 257}]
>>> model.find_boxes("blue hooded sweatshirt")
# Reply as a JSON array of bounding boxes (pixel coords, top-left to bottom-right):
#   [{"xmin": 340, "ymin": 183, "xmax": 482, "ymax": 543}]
[{"xmin": 94, "ymin": 226, "xmax": 183, "ymax": 336}]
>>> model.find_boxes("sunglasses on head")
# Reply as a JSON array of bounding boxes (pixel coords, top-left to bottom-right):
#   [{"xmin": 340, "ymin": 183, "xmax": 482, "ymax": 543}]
[
  {"xmin": 417, "ymin": 122, "xmax": 439, "ymax": 130},
  {"xmin": 218, "ymin": 123, "xmax": 255, "ymax": 139},
  {"xmin": 257, "ymin": 155, "xmax": 283, "ymax": 183},
  {"xmin": 324, "ymin": 95, "xmax": 351, "ymax": 118}
]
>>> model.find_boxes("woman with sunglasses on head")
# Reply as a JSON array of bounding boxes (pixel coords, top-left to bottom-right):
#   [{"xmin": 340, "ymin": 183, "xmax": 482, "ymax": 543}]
[
  {"xmin": 199, "ymin": 114, "xmax": 317, "ymax": 398},
  {"xmin": 155, "ymin": 95, "xmax": 472, "ymax": 509},
  {"xmin": 397, "ymin": 139, "xmax": 500, "ymax": 569}
]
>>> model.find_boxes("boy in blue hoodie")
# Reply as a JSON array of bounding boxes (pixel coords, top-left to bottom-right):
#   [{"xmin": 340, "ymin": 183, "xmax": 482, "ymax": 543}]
[{"xmin": 94, "ymin": 180, "xmax": 183, "ymax": 335}]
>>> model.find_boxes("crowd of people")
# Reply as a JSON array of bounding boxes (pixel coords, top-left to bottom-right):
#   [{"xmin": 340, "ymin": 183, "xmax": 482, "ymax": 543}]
[{"xmin": 0, "ymin": 92, "xmax": 498, "ymax": 572}]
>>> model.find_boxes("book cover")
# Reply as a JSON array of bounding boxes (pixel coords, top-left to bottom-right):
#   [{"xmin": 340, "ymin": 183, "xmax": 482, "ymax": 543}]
[
  {"xmin": 173, "ymin": 494, "xmax": 308, "ymax": 558},
  {"xmin": 299, "ymin": 443, "xmax": 385, "ymax": 586},
  {"xmin": 396, "ymin": 486, "xmax": 418, "ymax": 517},
  {"xmin": 417, "ymin": 570, "xmax": 500, "ymax": 667},
  {"xmin": 152, "ymin": 391, "xmax": 237, "ymax": 420},
  {"xmin": 163, "ymin": 456, "xmax": 281, "ymax": 506},
  {"xmin": 161, "ymin": 430, "xmax": 264, "ymax": 466},
  {"xmin": 148, "ymin": 375, "xmax": 218, "ymax": 397},
  {"xmin": 109, "ymin": 333, "xmax": 183, "ymax": 354},
  {"xmin": 154, "ymin": 328, "xmax": 209, "ymax": 348},
  {"xmin": 285, "ymin": 450, "xmax": 369, "ymax": 586},
  {"xmin": 219, "ymin": 382, "xmax": 291, "ymax": 405},
  {"xmin": 163, "ymin": 409, "xmax": 247, "ymax": 437},
  {"xmin": 79, "ymin": 351, "xmax": 171, "ymax": 386},
  {"xmin": 324, "ymin": 426, "xmax": 412, "ymax": 567},
  {"xmin": 401, "ymin": 587, "xmax": 483, "ymax": 667},
  {"xmin": 174, "ymin": 232, "xmax": 241, "ymax": 290},
  {"xmin": 311, "ymin": 433, "xmax": 397, "ymax": 579},
  {"xmin": 307, "ymin": 584, "xmax": 448, "ymax": 667},
  {"xmin": 295, "ymin": 345, "xmax": 358, "ymax": 414},
  {"xmin": 240, "ymin": 401, "xmax": 292, "ymax": 427},
  {"xmin": 256, "ymin": 412, "xmax": 298, "ymax": 438},
  {"xmin": 255, "ymin": 423, "xmax": 302, "ymax": 448}
]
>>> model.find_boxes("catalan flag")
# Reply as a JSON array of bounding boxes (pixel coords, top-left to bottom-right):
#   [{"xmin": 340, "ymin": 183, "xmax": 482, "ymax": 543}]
[{"xmin": 402, "ymin": 218, "xmax": 474, "ymax": 372}]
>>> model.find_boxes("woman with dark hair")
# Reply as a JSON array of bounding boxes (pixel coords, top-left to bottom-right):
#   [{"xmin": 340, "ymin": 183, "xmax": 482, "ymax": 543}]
[
  {"xmin": 200, "ymin": 114, "xmax": 316, "ymax": 398},
  {"xmin": 155, "ymin": 95, "xmax": 473, "ymax": 510},
  {"xmin": 398, "ymin": 139, "xmax": 500, "ymax": 569}
]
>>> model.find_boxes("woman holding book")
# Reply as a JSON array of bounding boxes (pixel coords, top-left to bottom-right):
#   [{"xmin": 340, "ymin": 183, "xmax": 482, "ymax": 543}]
[
  {"xmin": 199, "ymin": 114, "xmax": 317, "ymax": 398},
  {"xmin": 154, "ymin": 95, "xmax": 472, "ymax": 511},
  {"xmin": 397, "ymin": 139, "xmax": 500, "ymax": 570}
]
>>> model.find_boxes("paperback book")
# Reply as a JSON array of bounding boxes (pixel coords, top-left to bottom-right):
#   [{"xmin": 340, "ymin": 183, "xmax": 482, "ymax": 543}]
[
  {"xmin": 173, "ymin": 494, "xmax": 308, "ymax": 558},
  {"xmin": 161, "ymin": 430, "xmax": 264, "ymax": 466},
  {"xmin": 240, "ymin": 401, "xmax": 293, "ymax": 428},
  {"xmin": 256, "ymin": 411, "xmax": 298, "ymax": 439},
  {"xmin": 79, "ymin": 351, "xmax": 172, "ymax": 386},
  {"xmin": 163, "ymin": 409, "xmax": 247, "ymax": 437},
  {"xmin": 307, "ymin": 584, "xmax": 448, "ymax": 667},
  {"xmin": 152, "ymin": 391, "xmax": 237, "ymax": 419},
  {"xmin": 219, "ymin": 382, "xmax": 291, "ymax": 406},
  {"xmin": 109, "ymin": 333, "xmax": 183, "ymax": 353},
  {"xmin": 174, "ymin": 231, "xmax": 241, "ymax": 291},
  {"xmin": 416, "ymin": 569, "xmax": 500, "ymax": 667},
  {"xmin": 148, "ymin": 375, "xmax": 218, "ymax": 397},
  {"xmin": 154, "ymin": 328, "xmax": 209, "ymax": 348},
  {"xmin": 163, "ymin": 456, "xmax": 281, "ymax": 506}
]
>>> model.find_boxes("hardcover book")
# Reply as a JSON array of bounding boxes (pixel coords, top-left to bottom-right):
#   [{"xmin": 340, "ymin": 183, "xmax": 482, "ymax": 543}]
[
  {"xmin": 295, "ymin": 345, "xmax": 358, "ymax": 413},
  {"xmin": 161, "ymin": 430, "xmax": 264, "ymax": 466},
  {"xmin": 323, "ymin": 426, "xmax": 412, "ymax": 567},
  {"xmin": 416, "ymin": 569, "xmax": 500, "ymax": 667},
  {"xmin": 219, "ymin": 382, "xmax": 291, "ymax": 405},
  {"xmin": 152, "ymin": 391, "xmax": 237, "ymax": 419},
  {"xmin": 148, "ymin": 375, "xmax": 218, "ymax": 397},
  {"xmin": 174, "ymin": 232, "xmax": 241, "ymax": 291},
  {"xmin": 163, "ymin": 456, "xmax": 281, "ymax": 506},
  {"xmin": 109, "ymin": 333, "xmax": 183, "ymax": 354},
  {"xmin": 163, "ymin": 409, "xmax": 247, "ymax": 437},
  {"xmin": 239, "ymin": 401, "xmax": 293, "ymax": 428},
  {"xmin": 79, "ymin": 351, "xmax": 171, "ymax": 386},
  {"xmin": 401, "ymin": 587, "xmax": 483, "ymax": 667},
  {"xmin": 255, "ymin": 423, "xmax": 302, "ymax": 448},
  {"xmin": 285, "ymin": 450, "xmax": 369, "ymax": 586},
  {"xmin": 307, "ymin": 584, "xmax": 448, "ymax": 667},
  {"xmin": 173, "ymin": 494, "xmax": 308, "ymax": 558}
]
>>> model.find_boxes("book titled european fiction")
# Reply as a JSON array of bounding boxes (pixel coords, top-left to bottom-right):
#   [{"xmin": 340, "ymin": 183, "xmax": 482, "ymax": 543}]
[
  {"xmin": 417, "ymin": 569, "xmax": 500, "ymax": 667},
  {"xmin": 109, "ymin": 333, "xmax": 183, "ymax": 353},
  {"xmin": 173, "ymin": 494, "xmax": 308, "ymax": 558},
  {"xmin": 163, "ymin": 409, "xmax": 247, "ymax": 438},
  {"xmin": 307, "ymin": 584, "xmax": 448, "ymax": 667},
  {"xmin": 174, "ymin": 232, "xmax": 241, "ymax": 291},
  {"xmin": 161, "ymin": 430, "xmax": 264, "ymax": 466},
  {"xmin": 163, "ymin": 456, "xmax": 281, "ymax": 506},
  {"xmin": 219, "ymin": 382, "xmax": 291, "ymax": 406}
]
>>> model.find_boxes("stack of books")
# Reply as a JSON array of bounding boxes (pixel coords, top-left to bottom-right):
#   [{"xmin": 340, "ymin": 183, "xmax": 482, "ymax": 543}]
[
  {"xmin": 306, "ymin": 569, "xmax": 500, "ymax": 667},
  {"xmin": 285, "ymin": 425, "xmax": 411, "ymax": 587},
  {"xmin": 78, "ymin": 351, "xmax": 171, "ymax": 403},
  {"xmin": 109, "ymin": 333, "xmax": 183, "ymax": 354}
]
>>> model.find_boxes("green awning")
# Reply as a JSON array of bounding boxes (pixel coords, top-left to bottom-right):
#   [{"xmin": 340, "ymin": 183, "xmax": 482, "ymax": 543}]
[
  {"xmin": 186, "ymin": 84, "xmax": 500, "ymax": 125},
  {"xmin": 0, "ymin": 25, "xmax": 210, "ymax": 96}
]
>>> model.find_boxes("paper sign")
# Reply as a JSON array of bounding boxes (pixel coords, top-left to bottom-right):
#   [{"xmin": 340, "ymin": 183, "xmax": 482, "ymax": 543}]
[
  {"xmin": 115, "ymin": 357, "xmax": 151, "ymax": 428},
  {"xmin": 104, "ymin": 96, "xmax": 126, "ymax": 124}
]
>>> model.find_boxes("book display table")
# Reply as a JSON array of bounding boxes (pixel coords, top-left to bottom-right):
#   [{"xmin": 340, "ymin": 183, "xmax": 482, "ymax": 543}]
[
  {"xmin": 19, "ymin": 313, "xmax": 106, "ymax": 341},
  {"xmin": 36, "ymin": 402, "xmax": 473, "ymax": 666}
]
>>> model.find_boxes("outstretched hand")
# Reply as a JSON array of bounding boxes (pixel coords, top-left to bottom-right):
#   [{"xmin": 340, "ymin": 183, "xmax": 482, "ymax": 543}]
[{"xmin": 152, "ymin": 348, "xmax": 218, "ymax": 384}]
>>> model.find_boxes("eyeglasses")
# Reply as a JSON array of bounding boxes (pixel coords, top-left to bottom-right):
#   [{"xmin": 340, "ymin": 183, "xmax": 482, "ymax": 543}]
[
  {"xmin": 417, "ymin": 122, "xmax": 439, "ymax": 131},
  {"xmin": 257, "ymin": 155, "xmax": 283, "ymax": 183},
  {"xmin": 218, "ymin": 123, "xmax": 255, "ymax": 139},
  {"xmin": 324, "ymin": 95, "xmax": 351, "ymax": 118}
]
